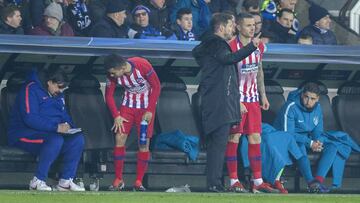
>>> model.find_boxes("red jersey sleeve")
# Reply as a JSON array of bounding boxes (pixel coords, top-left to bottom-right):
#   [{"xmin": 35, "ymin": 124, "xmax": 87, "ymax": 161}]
[
  {"xmin": 130, "ymin": 57, "xmax": 161, "ymax": 113},
  {"xmin": 105, "ymin": 76, "xmax": 120, "ymax": 118}
]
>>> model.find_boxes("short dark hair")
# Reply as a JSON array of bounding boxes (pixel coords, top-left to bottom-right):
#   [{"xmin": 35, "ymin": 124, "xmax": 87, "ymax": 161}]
[
  {"xmin": 298, "ymin": 33, "xmax": 312, "ymax": 41},
  {"xmin": 38, "ymin": 67, "xmax": 69, "ymax": 89},
  {"xmin": 302, "ymin": 82, "xmax": 321, "ymax": 96},
  {"xmin": 242, "ymin": 0, "xmax": 259, "ymax": 11},
  {"xmin": 235, "ymin": 12, "xmax": 254, "ymax": 25},
  {"xmin": 176, "ymin": 8, "xmax": 192, "ymax": 20},
  {"xmin": 104, "ymin": 54, "xmax": 127, "ymax": 71},
  {"xmin": 1, "ymin": 5, "xmax": 20, "ymax": 22},
  {"xmin": 277, "ymin": 8, "xmax": 294, "ymax": 18},
  {"xmin": 210, "ymin": 13, "xmax": 233, "ymax": 33}
]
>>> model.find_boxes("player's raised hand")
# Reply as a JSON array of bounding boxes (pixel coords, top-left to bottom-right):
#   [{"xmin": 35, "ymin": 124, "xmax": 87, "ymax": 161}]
[{"xmin": 252, "ymin": 32, "xmax": 262, "ymax": 47}]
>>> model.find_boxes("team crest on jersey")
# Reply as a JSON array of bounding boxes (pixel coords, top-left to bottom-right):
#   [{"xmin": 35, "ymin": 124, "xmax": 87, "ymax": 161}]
[
  {"xmin": 136, "ymin": 78, "xmax": 145, "ymax": 84},
  {"xmin": 313, "ymin": 116, "xmax": 319, "ymax": 126}
]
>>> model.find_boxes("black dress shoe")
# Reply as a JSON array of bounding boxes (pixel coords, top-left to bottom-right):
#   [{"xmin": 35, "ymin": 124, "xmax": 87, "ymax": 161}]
[{"xmin": 207, "ymin": 185, "xmax": 226, "ymax": 193}]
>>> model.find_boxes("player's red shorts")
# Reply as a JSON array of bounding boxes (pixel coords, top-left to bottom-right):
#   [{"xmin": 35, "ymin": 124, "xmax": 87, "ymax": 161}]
[
  {"xmin": 230, "ymin": 102, "xmax": 262, "ymax": 135},
  {"xmin": 118, "ymin": 106, "xmax": 155, "ymax": 138}
]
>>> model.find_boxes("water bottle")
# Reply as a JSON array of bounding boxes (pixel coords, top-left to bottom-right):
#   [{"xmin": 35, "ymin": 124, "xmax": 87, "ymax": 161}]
[
  {"xmin": 139, "ymin": 120, "xmax": 148, "ymax": 145},
  {"xmin": 89, "ymin": 178, "xmax": 100, "ymax": 192}
]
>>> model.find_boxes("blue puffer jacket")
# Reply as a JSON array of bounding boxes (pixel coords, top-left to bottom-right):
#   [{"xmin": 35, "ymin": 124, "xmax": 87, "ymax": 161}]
[
  {"xmin": 7, "ymin": 70, "xmax": 74, "ymax": 145},
  {"xmin": 273, "ymin": 89, "xmax": 324, "ymax": 147}
]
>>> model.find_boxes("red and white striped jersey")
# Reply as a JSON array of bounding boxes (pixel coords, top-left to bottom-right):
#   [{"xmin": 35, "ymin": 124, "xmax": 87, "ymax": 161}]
[
  {"xmin": 105, "ymin": 57, "xmax": 161, "ymax": 118},
  {"xmin": 229, "ymin": 36, "xmax": 266, "ymax": 102},
  {"xmin": 116, "ymin": 68, "xmax": 150, "ymax": 108}
]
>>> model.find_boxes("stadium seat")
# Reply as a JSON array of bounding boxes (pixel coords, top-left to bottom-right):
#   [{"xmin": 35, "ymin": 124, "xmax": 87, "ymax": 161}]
[
  {"xmin": 0, "ymin": 72, "xmax": 36, "ymax": 176},
  {"xmin": 330, "ymin": 82, "xmax": 360, "ymax": 181},
  {"xmin": 156, "ymin": 74, "xmax": 199, "ymax": 136},
  {"xmin": 64, "ymin": 73, "xmax": 114, "ymax": 151},
  {"xmin": 0, "ymin": 71, "xmax": 28, "ymax": 135},
  {"xmin": 332, "ymin": 81, "xmax": 360, "ymax": 144},
  {"xmin": 262, "ymin": 80, "xmax": 285, "ymax": 125}
]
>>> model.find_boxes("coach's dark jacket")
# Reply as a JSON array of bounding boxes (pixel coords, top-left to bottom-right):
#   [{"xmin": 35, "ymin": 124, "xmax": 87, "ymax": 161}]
[{"xmin": 192, "ymin": 34, "xmax": 257, "ymax": 135}]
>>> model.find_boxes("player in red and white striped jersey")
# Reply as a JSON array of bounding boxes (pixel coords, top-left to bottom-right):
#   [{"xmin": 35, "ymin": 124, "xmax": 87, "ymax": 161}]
[
  {"xmin": 226, "ymin": 13, "xmax": 279, "ymax": 194},
  {"xmin": 104, "ymin": 54, "xmax": 160, "ymax": 191}
]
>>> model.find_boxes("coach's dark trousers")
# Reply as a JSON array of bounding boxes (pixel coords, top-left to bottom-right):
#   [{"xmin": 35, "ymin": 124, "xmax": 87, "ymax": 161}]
[{"xmin": 206, "ymin": 124, "xmax": 230, "ymax": 187}]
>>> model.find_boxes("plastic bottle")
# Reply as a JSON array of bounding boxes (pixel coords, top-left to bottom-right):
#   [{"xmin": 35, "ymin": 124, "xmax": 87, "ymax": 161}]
[{"xmin": 139, "ymin": 120, "xmax": 148, "ymax": 145}]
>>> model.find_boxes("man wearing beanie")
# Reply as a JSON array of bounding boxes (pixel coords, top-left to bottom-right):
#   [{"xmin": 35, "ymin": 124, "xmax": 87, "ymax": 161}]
[
  {"xmin": 90, "ymin": 0, "xmax": 136, "ymax": 38},
  {"xmin": 30, "ymin": 2, "xmax": 74, "ymax": 36},
  {"xmin": 298, "ymin": 3, "xmax": 337, "ymax": 45},
  {"xmin": 130, "ymin": 5, "xmax": 176, "ymax": 39}
]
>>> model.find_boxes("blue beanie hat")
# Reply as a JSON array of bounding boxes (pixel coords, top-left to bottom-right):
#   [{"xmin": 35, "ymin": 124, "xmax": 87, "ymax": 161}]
[
  {"xmin": 131, "ymin": 5, "xmax": 151, "ymax": 15},
  {"xmin": 309, "ymin": 4, "xmax": 329, "ymax": 25}
]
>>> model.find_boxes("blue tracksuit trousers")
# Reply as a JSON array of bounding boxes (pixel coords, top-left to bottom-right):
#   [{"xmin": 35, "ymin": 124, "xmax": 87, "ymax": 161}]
[{"xmin": 13, "ymin": 133, "xmax": 84, "ymax": 181}]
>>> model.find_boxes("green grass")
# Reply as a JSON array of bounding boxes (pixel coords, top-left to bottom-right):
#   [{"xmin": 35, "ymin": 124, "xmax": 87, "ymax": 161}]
[{"xmin": 0, "ymin": 191, "xmax": 360, "ymax": 203}]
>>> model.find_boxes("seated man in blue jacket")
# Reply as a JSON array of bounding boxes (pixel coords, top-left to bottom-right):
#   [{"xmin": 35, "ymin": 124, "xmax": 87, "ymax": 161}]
[
  {"xmin": 8, "ymin": 67, "xmax": 85, "ymax": 191},
  {"xmin": 273, "ymin": 82, "xmax": 330, "ymax": 193}
]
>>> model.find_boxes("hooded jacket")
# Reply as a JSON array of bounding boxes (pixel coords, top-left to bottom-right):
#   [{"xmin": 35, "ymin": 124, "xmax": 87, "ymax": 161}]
[
  {"xmin": 192, "ymin": 34, "xmax": 256, "ymax": 134},
  {"xmin": 273, "ymin": 89, "xmax": 324, "ymax": 147},
  {"xmin": 8, "ymin": 70, "xmax": 74, "ymax": 145}
]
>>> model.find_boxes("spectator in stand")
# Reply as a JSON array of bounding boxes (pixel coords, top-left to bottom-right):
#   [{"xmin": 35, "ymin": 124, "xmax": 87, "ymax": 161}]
[
  {"xmin": 298, "ymin": 4, "xmax": 337, "ymax": 45},
  {"xmin": 250, "ymin": 12, "xmax": 262, "ymax": 36},
  {"xmin": 266, "ymin": 8, "xmax": 296, "ymax": 44},
  {"xmin": 4, "ymin": 0, "xmax": 32, "ymax": 32},
  {"xmin": 208, "ymin": 0, "xmax": 242, "ymax": 16},
  {"xmin": 172, "ymin": 7, "xmax": 196, "ymax": 41},
  {"xmin": 298, "ymin": 33, "xmax": 313, "ymax": 45},
  {"xmin": 170, "ymin": 0, "xmax": 211, "ymax": 37},
  {"xmin": 260, "ymin": 29, "xmax": 274, "ymax": 44},
  {"xmin": 87, "ymin": 0, "xmax": 107, "ymax": 24},
  {"xmin": 29, "ymin": 0, "xmax": 67, "ymax": 31},
  {"xmin": 261, "ymin": 0, "xmax": 299, "ymax": 33},
  {"xmin": 90, "ymin": 0, "xmax": 136, "ymax": 38},
  {"xmin": 143, "ymin": 0, "xmax": 174, "ymax": 37},
  {"xmin": 131, "ymin": 5, "xmax": 176, "ymax": 39},
  {"xmin": 66, "ymin": 0, "xmax": 92, "ymax": 36},
  {"xmin": 30, "ymin": 2, "xmax": 74, "ymax": 36},
  {"xmin": 0, "ymin": 5, "xmax": 23, "ymax": 34},
  {"xmin": 242, "ymin": 0, "xmax": 260, "ymax": 13}
]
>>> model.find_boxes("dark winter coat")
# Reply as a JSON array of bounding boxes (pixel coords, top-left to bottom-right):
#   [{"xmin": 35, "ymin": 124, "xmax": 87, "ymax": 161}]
[
  {"xmin": 0, "ymin": 20, "xmax": 24, "ymax": 34},
  {"xmin": 29, "ymin": 22, "xmax": 74, "ymax": 36},
  {"xmin": 298, "ymin": 25, "xmax": 337, "ymax": 45},
  {"xmin": 144, "ymin": 1, "xmax": 172, "ymax": 35},
  {"xmin": 90, "ymin": 16, "xmax": 130, "ymax": 38},
  {"xmin": 267, "ymin": 21, "xmax": 296, "ymax": 44},
  {"xmin": 192, "ymin": 34, "xmax": 257, "ymax": 134}
]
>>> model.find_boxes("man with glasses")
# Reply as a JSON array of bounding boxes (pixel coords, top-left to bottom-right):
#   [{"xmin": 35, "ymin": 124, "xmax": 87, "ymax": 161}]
[
  {"xmin": 8, "ymin": 67, "xmax": 85, "ymax": 191},
  {"xmin": 131, "ymin": 4, "xmax": 176, "ymax": 39}
]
